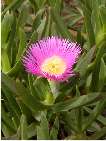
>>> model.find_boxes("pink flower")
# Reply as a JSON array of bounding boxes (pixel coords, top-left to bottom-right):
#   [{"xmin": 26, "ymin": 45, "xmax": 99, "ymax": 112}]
[{"xmin": 22, "ymin": 36, "xmax": 81, "ymax": 81}]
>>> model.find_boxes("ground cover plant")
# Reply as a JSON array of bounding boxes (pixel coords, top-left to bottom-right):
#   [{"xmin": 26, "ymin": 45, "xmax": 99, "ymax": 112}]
[{"xmin": 1, "ymin": 0, "xmax": 106, "ymax": 140}]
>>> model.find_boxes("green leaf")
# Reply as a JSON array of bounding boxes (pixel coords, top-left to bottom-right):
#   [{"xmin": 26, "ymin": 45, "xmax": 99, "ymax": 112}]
[
  {"xmin": 61, "ymin": 111, "xmax": 79, "ymax": 132},
  {"xmin": 1, "ymin": 73, "xmax": 21, "ymax": 126},
  {"xmin": 6, "ymin": 61, "xmax": 22, "ymax": 76},
  {"xmin": 30, "ymin": 30, "xmax": 38, "ymax": 43},
  {"xmin": 32, "ymin": 7, "xmax": 45, "ymax": 31},
  {"xmin": 98, "ymin": 58, "xmax": 106, "ymax": 91},
  {"xmin": 17, "ymin": 3, "xmax": 29, "ymax": 27},
  {"xmin": 90, "ymin": 41, "xmax": 106, "ymax": 91},
  {"xmin": 68, "ymin": 16, "xmax": 82, "ymax": 28},
  {"xmin": 55, "ymin": 76, "xmax": 79, "ymax": 102},
  {"xmin": 1, "ymin": 12, "xmax": 13, "ymax": 45},
  {"xmin": 51, "ymin": 7, "xmax": 73, "ymax": 39},
  {"xmin": 1, "ymin": 49, "xmax": 11, "ymax": 73},
  {"xmin": 91, "ymin": 0, "xmax": 102, "ymax": 36},
  {"xmin": 37, "ymin": 17, "xmax": 47, "ymax": 39},
  {"xmin": 20, "ymin": 114, "xmax": 28, "ymax": 140},
  {"xmin": 1, "ymin": 104, "xmax": 16, "ymax": 133},
  {"xmin": 29, "ymin": 0, "xmax": 39, "ymax": 11},
  {"xmin": 3, "ymin": 26, "xmax": 26, "ymax": 76},
  {"xmin": 96, "ymin": 5, "xmax": 106, "ymax": 45},
  {"xmin": 52, "ymin": 92, "xmax": 106, "ymax": 112},
  {"xmin": 2, "ymin": 0, "xmax": 24, "ymax": 17},
  {"xmin": 2, "ymin": 80, "xmax": 21, "ymax": 126},
  {"xmin": 84, "ymin": 107, "xmax": 106, "ymax": 126},
  {"xmin": 6, "ymin": 15, "xmax": 16, "ymax": 65},
  {"xmin": 35, "ymin": 0, "xmax": 46, "ymax": 9},
  {"xmin": 1, "ymin": 73, "xmax": 50, "ymax": 113},
  {"xmin": 99, "ymin": 6, "xmax": 106, "ymax": 28},
  {"xmin": 19, "ymin": 102, "xmax": 32, "ymax": 120},
  {"xmin": 48, "ymin": 0, "xmax": 62, "ymax": 13},
  {"xmin": 89, "ymin": 127, "xmax": 106, "ymax": 140},
  {"xmin": 28, "ymin": 74, "xmax": 38, "ymax": 98},
  {"xmin": 2, "ymin": 122, "xmax": 37, "ymax": 140},
  {"xmin": 79, "ymin": 0, "xmax": 95, "ymax": 46},
  {"xmin": 27, "ymin": 122, "xmax": 37, "ymax": 139},
  {"xmin": 75, "ymin": 86, "xmax": 83, "ymax": 132},
  {"xmin": 48, "ymin": 80, "xmax": 59, "ymax": 98},
  {"xmin": 43, "ymin": 7, "xmax": 52, "ymax": 37},
  {"xmin": 75, "ymin": 46, "xmax": 95, "ymax": 76},
  {"xmin": 33, "ymin": 77, "xmax": 51, "ymax": 101},
  {"xmin": 16, "ymin": 28, "xmax": 26, "ymax": 61},
  {"xmin": 37, "ymin": 112, "xmax": 50, "ymax": 140},
  {"xmin": 1, "ymin": 122, "xmax": 14, "ymax": 138},
  {"xmin": 50, "ymin": 116, "xmax": 59, "ymax": 139},
  {"xmin": 82, "ymin": 100, "xmax": 106, "ymax": 131}
]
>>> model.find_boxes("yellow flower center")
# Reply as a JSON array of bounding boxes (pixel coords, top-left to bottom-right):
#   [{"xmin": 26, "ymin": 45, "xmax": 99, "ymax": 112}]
[{"xmin": 41, "ymin": 56, "xmax": 66, "ymax": 75}]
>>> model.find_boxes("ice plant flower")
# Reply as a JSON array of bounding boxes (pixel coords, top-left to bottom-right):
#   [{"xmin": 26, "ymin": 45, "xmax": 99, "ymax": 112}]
[{"xmin": 22, "ymin": 36, "xmax": 81, "ymax": 81}]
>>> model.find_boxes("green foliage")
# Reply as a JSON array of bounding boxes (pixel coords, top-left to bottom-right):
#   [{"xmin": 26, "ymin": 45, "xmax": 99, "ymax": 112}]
[
  {"xmin": 37, "ymin": 112, "xmax": 50, "ymax": 140},
  {"xmin": 1, "ymin": 0, "xmax": 106, "ymax": 140}
]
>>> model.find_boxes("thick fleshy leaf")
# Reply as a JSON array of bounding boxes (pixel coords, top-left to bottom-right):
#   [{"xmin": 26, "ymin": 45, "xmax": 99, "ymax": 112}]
[
  {"xmin": 90, "ymin": 41, "xmax": 106, "ymax": 91},
  {"xmin": 51, "ymin": 7, "xmax": 73, "ymax": 39},
  {"xmin": 1, "ymin": 73, "xmax": 50, "ymax": 112},
  {"xmin": 88, "ymin": 127, "xmax": 106, "ymax": 140},
  {"xmin": 50, "ymin": 116, "xmax": 59, "ymax": 139},
  {"xmin": 20, "ymin": 114, "xmax": 28, "ymax": 140},
  {"xmin": 16, "ymin": 28, "xmax": 26, "ymax": 61},
  {"xmin": 84, "ymin": 107, "xmax": 106, "ymax": 126},
  {"xmin": 2, "ymin": 0, "xmax": 24, "ymax": 17},
  {"xmin": 52, "ymin": 92, "xmax": 106, "ymax": 112},
  {"xmin": 75, "ymin": 47, "xmax": 95, "ymax": 76},
  {"xmin": 1, "ymin": 104, "xmax": 16, "ymax": 134},
  {"xmin": 82, "ymin": 100, "xmax": 106, "ymax": 131},
  {"xmin": 1, "ymin": 12, "xmax": 13, "ymax": 45},
  {"xmin": 37, "ymin": 112, "xmax": 50, "ymax": 140}
]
